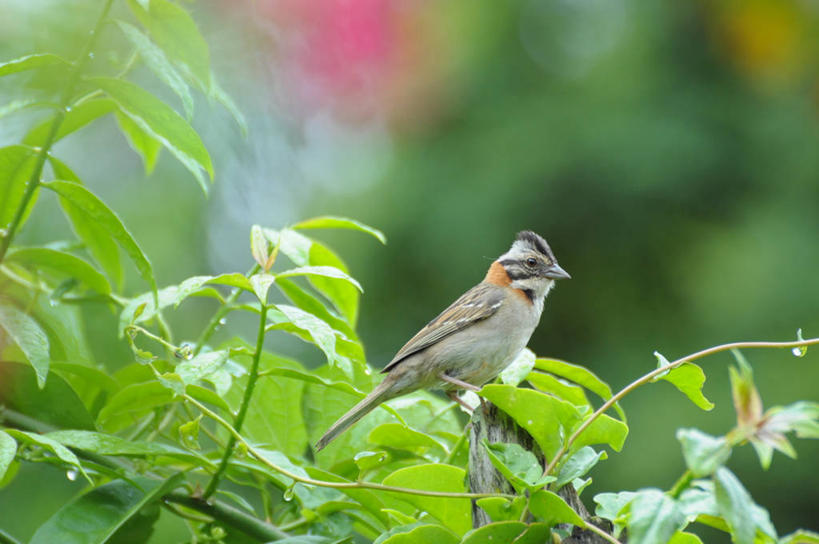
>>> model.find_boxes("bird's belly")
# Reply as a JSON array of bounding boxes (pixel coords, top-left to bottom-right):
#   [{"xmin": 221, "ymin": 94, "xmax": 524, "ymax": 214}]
[{"xmin": 428, "ymin": 318, "xmax": 533, "ymax": 389}]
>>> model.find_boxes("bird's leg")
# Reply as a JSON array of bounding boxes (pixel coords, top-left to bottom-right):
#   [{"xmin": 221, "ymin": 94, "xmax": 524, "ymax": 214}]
[
  {"xmin": 447, "ymin": 390, "xmax": 475, "ymax": 413},
  {"xmin": 438, "ymin": 373, "xmax": 480, "ymax": 392}
]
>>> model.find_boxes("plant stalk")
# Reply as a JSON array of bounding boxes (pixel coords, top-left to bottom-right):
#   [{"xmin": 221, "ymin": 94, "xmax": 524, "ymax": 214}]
[
  {"xmin": 202, "ymin": 303, "xmax": 268, "ymax": 499},
  {"xmin": 0, "ymin": 0, "xmax": 114, "ymax": 265}
]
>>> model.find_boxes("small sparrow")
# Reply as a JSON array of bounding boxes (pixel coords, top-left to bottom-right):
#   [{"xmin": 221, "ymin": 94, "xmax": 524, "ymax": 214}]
[{"xmin": 315, "ymin": 231, "xmax": 570, "ymax": 451}]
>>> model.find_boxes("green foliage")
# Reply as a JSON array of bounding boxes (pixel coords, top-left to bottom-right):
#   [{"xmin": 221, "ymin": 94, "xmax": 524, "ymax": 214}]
[{"xmin": 0, "ymin": 2, "xmax": 816, "ymax": 544}]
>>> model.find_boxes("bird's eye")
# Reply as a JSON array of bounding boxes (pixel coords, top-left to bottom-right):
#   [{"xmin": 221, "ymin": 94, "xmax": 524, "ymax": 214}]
[{"xmin": 525, "ymin": 257, "xmax": 537, "ymax": 267}]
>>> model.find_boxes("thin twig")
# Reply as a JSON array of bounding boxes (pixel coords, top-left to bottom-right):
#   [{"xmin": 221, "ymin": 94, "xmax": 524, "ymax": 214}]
[
  {"xmin": 542, "ymin": 336, "xmax": 819, "ymax": 477},
  {"xmin": 584, "ymin": 522, "xmax": 623, "ymax": 544}
]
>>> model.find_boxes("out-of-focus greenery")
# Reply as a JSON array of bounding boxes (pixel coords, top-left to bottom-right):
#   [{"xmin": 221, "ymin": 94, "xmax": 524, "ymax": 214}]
[{"xmin": 1, "ymin": 0, "xmax": 818, "ymax": 542}]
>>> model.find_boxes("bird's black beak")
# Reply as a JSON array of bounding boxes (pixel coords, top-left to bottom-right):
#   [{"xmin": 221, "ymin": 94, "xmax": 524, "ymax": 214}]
[{"xmin": 544, "ymin": 263, "xmax": 571, "ymax": 280}]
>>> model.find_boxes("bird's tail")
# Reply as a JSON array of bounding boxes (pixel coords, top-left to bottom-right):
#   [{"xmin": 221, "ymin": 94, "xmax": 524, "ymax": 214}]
[{"xmin": 315, "ymin": 380, "xmax": 394, "ymax": 451}]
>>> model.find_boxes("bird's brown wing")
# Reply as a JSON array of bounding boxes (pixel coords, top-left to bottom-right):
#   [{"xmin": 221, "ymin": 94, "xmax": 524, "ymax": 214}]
[{"xmin": 381, "ymin": 282, "xmax": 505, "ymax": 373}]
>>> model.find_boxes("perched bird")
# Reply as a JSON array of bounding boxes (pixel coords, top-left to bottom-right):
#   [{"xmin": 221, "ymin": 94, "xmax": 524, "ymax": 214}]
[{"xmin": 315, "ymin": 231, "xmax": 570, "ymax": 451}]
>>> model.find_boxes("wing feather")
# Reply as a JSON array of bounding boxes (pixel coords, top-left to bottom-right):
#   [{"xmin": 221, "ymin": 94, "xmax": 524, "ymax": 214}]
[{"xmin": 381, "ymin": 282, "xmax": 504, "ymax": 373}]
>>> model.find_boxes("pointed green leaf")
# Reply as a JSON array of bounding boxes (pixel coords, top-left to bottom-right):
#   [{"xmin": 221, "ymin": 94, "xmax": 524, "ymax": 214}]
[
  {"xmin": 30, "ymin": 476, "xmax": 182, "ymax": 544},
  {"xmin": 0, "ymin": 361, "xmax": 95, "ymax": 430},
  {"xmin": 277, "ymin": 265, "xmax": 363, "ymax": 292},
  {"xmin": 128, "ymin": 0, "xmax": 211, "ymax": 88},
  {"xmin": 779, "ymin": 530, "xmax": 819, "ymax": 544},
  {"xmin": 0, "ymin": 53, "xmax": 70, "ymax": 77},
  {"xmin": 250, "ymin": 273, "xmax": 276, "ymax": 304},
  {"xmin": 529, "ymin": 489, "xmax": 585, "ymax": 527},
  {"xmin": 292, "ymin": 216, "xmax": 386, "ymax": 244},
  {"xmin": 483, "ymin": 440, "xmax": 554, "ymax": 492},
  {"xmin": 527, "ymin": 370, "xmax": 590, "ymax": 406},
  {"xmin": 43, "ymin": 180, "xmax": 156, "ymax": 297},
  {"xmin": 0, "ymin": 431, "xmax": 17, "ymax": 481},
  {"xmin": 461, "ymin": 521, "xmax": 528, "ymax": 544},
  {"xmin": 49, "ymin": 157, "xmax": 123, "ymax": 289},
  {"xmin": 369, "ymin": 423, "xmax": 447, "ymax": 457},
  {"xmin": 0, "ymin": 145, "xmax": 37, "ymax": 230},
  {"xmin": 658, "ymin": 363, "xmax": 714, "ymax": 411},
  {"xmin": 269, "ymin": 304, "xmax": 338, "ymax": 366},
  {"xmin": 555, "ymin": 446, "xmax": 607, "ymax": 488},
  {"xmin": 0, "ymin": 304, "xmax": 50, "ymax": 387},
  {"xmin": 6, "ymin": 247, "xmax": 110, "ymax": 294},
  {"xmin": 534, "ymin": 358, "xmax": 626, "ymax": 421},
  {"xmin": 475, "ymin": 497, "xmax": 527, "ymax": 523},
  {"xmin": 677, "ymin": 428, "xmax": 731, "ymax": 477},
  {"xmin": 5, "ymin": 429, "xmax": 89, "ymax": 483},
  {"xmin": 378, "ymin": 524, "xmax": 459, "ymax": 544},
  {"xmin": 669, "ymin": 531, "xmax": 704, "ymax": 544},
  {"xmin": 115, "ymin": 112, "xmax": 161, "ymax": 174},
  {"xmin": 571, "ymin": 412, "xmax": 629, "ymax": 453},
  {"xmin": 480, "ymin": 384, "xmax": 581, "ymax": 459},
  {"xmin": 116, "ymin": 20, "xmax": 194, "ymax": 118},
  {"xmin": 89, "ymin": 77, "xmax": 213, "ymax": 193},
  {"xmin": 714, "ymin": 467, "xmax": 757, "ymax": 544},
  {"xmin": 627, "ymin": 490, "xmax": 684, "ymax": 544},
  {"xmin": 24, "ymin": 99, "xmax": 116, "ymax": 147},
  {"xmin": 381, "ymin": 464, "xmax": 471, "ymax": 535},
  {"xmin": 209, "ymin": 76, "xmax": 247, "ymax": 136}
]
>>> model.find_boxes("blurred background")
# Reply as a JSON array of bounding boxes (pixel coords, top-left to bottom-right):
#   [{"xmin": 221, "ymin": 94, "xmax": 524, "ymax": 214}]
[{"xmin": 1, "ymin": 0, "xmax": 818, "ymax": 541}]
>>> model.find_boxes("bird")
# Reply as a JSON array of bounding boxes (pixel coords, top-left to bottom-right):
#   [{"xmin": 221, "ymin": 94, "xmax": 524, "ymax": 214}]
[{"xmin": 315, "ymin": 231, "xmax": 570, "ymax": 451}]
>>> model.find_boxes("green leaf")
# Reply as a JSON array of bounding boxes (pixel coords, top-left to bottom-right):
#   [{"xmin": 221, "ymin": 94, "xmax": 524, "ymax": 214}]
[
  {"xmin": 209, "ymin": 76, "xmax": 248, "ymax": 136},
  {"xmin": 175, "ymin": 349, "xmax": 238, "ymax": 396},
  {"xmin": 250, "ymin": 224, "xmax": 269, "ymax": 269},
  {"xmin": 475, "ymin": 497, "xmax": 526, "ymax": 523},
  {"xmin": 97, "ymin": 382, "xmax": 177, "ymax": 432},
  {"xmin": 678, "ymin": 482, "xmax": 718, "ymax": 522},
  {"xmin": 49, "ymin": 157, "xmax": 123, "ymax": 289},
  {"xmin": 626, "ymin": 489, "xmax": 684, "ymax": 544},
  {"xmin": 115, "ymin": 112, "xmax": 161, "ymax": 175},
  {"xmin": 128, "ymin": 0, "xmax": 211, "ymax": 88},
  {"xmin": 369, "ymin": 423, "xmax": 447, "ymax": 458},
  {"xmin": 0, "ymin": 53, "xmax": 70, "ymax": 77},
  {"xmin": 24, "ymin": 99, "xmax": 116, "ymax": 147},
  {"xmin": 570, "ymin": 412, "xmax": 629, "ymax": 453},
  {"xmin": 6, "ymin": 247, "xmax": 110, "ymax": 294},
  {"xmin": 534, "ymin": 358, "xmax": 626, "ymax": 421},
  {"xmin": 44, "ymin": 430, "xmax": 209, "ymax": 467},
  {"xmin": 483, "ymin": 440, "xmax": 553, "ymax": 492},
  {"xmin": 89, "ymin": 77, "xmax": 213, "ymax": 193},
  {"xmin": 29, "ymin": 476, "xmax": 181, "ymax": 544},
  {"xmin": 529, "ymin": 489, "xmax": 585, "ymax": 527},
  {"xmin": 0, "ymin": 304, "xmax": 50, "ymax": 387},
  {"xmin": 555, "ymin": 446, "xmax": 607, "ymax": 488},
  {"xmin": 275, "ymin": 277, "xmax": 357, "ymax": 340},
  {"xmin": 270, "ymin": 228, "xmax": 361, "ymax": 324},
  {"xmin": 269, "ymin": 304, "xmax": 338, "ymax": 366},
  {"xmin": 677, "ymin": 428, "xmax": 731, "ymax": 477},
  {"xmin": 250, "ymin": 273, "xmax": 276, "ymax": 304},
  {"xmin": 713, "ymin": 467, "xmax": 757, "ymax": 544},
  {"xmin": 43, "ymin": 180, "xmax": 156, "ymax": 298},
  {"xmin": 115, "ymin": 20, "xmax": 194, "ymax": 118},
  {"xmin": 5, "ymin": 429, "xmax": 89, "ymax": 483},
  {"xmin": 223, "ymin": 342, "xmax": 309, "ymax": 457},
  {"xmin": 779, "ymin": 530, "xmax": 819, "ymax": 544},
  {"xmin": 0, "ymin": 361, "xmax": 96, "ymax": 430},
  {"xmin": 480, "ymin": 384, "xmax": 580, "ymax": 459},
  {"xmin": 381, "ymin": 464, "xmax": 471, "ymax": 535},
  {"xmin": 460, "ymin": 521, "xmax": 528, "ymax": 544},
  {"xmin": 0, "ymin": 145, "xmax": 37, "ymax": 230},
  {"xmin": 278, "ymin": 265, "xmax": 363, "ymax": 292},
  {"xmin": 669, "ymin": 532, "xmax": 704, "ymax": 544},
  {"xmin": 0, "ymin": 98, "xmax": 46, "ymax": 119},
  {"xmin": 0, "ymin": 431, "xmax": 17, "ymax": 481},
  {"xmin": 292, "ymin": 216, "xmax": 387, "ymax": 244},
  {"xmin": 594, "ymin": 491, "xmax": 637, "ymax": 524},
  {"xmin": 657, "ymin": 362, "xmax": 714, "ymax": 411},
  {"xmin": 500, "ymin": 347, "xmax": 535, "ymax": 386},
  {"xmin": 762, "ymin": 401, "xmax": 819, "ymax": 439},
  {"xmin": 377, "ymin": 524, "xmax": 459, "ymax": 544},
  {"xmin": 526, "ymin": 370, "xmax": 590, "ymax": 406}
]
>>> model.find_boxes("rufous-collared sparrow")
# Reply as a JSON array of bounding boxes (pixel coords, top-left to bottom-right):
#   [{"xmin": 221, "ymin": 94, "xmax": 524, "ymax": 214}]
[{"xmin": 315, "ymin": 231, "xmax": 570, "ymax": 451}]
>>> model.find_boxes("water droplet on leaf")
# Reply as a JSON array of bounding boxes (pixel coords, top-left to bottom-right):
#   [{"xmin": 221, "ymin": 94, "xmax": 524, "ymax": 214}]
[
  {"xmin": 66, "ymin": 469, "xmax": 77, "ymax": 481},
  {"xmin": 792, "ymin": 347, "xmax": 806, "ymax": 357},
  {"xmin": 283, "ymin": 485, "xmax": 295, "ymax": 501}
]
